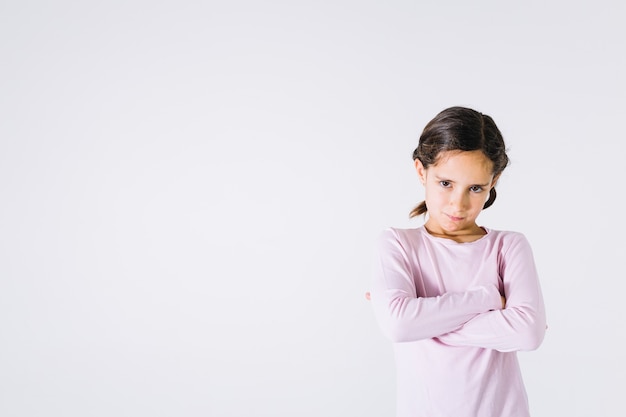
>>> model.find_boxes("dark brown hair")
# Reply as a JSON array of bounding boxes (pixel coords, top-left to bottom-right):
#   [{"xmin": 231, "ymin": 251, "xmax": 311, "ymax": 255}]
[{"xmin": 409, "ymin": 106, "xmax": 510, "ymax": 218}]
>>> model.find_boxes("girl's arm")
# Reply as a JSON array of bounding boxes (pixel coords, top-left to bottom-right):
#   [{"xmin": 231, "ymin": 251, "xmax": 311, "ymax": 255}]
[
  {"xmin": 370, "ymin": 229, "xmax": 502, "ymax": 343},
  {"xmin": 435, "ymin": 233, "xmax": 547, "ymax": 352}
]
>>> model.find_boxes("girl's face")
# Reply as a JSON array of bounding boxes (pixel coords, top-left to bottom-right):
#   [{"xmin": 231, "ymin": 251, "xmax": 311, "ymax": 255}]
[{"xmin": 415, "ymin": 150, "xmax": 499, "ymax": 238}]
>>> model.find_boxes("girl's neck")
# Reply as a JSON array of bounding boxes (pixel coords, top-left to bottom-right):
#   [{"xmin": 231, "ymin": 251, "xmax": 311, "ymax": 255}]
[{"xmin": 423, "ymin": 223, "xmax": 486, "ymax": 243}]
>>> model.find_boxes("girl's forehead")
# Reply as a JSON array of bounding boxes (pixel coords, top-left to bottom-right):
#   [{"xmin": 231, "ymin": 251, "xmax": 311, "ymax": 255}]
[{"xmin": 431, "ymin": 150, "xmax": 494, "ymax": 175}]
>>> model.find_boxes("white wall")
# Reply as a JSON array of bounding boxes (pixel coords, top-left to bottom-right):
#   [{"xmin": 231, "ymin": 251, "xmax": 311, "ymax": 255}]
[{"xmin": 1, "ymin": 1, "xmax": 624, "ymax": 416}]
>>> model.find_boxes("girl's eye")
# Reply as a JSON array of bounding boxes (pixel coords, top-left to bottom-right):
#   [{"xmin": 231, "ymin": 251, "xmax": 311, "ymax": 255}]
[
  {"xmin": 470, "ymin": 185, "xmax": 483, "ymax": 193},
  {"xmin": 439, "ymin": 181, "xmax": 451, "ymax": 188}
]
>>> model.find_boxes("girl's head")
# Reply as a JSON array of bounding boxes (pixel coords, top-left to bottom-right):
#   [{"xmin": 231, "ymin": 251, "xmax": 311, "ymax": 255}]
[{"xmin": 410, "ymin": 106, "xmax": 510, "ymax": 228}]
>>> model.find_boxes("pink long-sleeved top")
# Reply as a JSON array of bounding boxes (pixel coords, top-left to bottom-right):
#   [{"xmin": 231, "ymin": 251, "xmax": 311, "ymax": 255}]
[{"xmin": 371, "ymin": 226, "xmax": 546, "ymax": 417}]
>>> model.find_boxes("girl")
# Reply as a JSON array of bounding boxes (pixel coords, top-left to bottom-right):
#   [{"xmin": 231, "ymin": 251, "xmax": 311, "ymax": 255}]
[{"xmin": 369, "ymin": 106, "xmax": 546, "ymax": 417}]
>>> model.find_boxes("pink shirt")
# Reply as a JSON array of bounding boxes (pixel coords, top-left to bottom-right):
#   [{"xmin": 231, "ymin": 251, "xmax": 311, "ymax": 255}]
[{"xmin": 371, "ymin": 226, "xmax": 546, "ymax": 417}]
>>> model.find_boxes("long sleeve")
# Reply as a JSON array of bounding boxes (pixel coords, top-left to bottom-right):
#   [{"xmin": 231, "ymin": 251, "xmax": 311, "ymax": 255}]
[
  {"xmin": 436, "ymin": 233, "xmax": 546, "ymax": 351},
  {"xmin": 370, "ymin": 229, "xmax": 502, "ymax": 343}
]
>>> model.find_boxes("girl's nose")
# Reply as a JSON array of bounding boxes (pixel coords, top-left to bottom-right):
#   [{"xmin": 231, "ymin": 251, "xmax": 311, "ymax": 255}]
[{"xmin": 449, "ymin": 191, "xmax": 469, "ymax": 210}]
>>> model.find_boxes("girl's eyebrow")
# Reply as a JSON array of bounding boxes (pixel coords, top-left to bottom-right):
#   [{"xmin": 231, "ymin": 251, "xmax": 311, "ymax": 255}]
[{"xmin": 433, "ymin": 175, "xmax": 491, "ymax": 187}]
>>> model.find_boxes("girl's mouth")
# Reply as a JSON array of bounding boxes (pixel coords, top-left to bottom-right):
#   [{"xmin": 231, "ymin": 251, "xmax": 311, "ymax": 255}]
[{"xmin": 446, "ymin": 214, "xmax": 464, "ymax": 222}]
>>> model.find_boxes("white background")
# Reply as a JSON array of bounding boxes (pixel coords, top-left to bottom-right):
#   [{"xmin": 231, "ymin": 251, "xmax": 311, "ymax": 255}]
[{"xmin": 1, "ymin": 1, "xmax": 625, "ymax": 416}]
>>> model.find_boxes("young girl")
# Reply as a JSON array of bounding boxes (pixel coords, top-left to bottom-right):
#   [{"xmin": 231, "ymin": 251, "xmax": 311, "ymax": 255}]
[{"xmin": 369, "ymin": 106, "xmax": 546, "ymax": 417}]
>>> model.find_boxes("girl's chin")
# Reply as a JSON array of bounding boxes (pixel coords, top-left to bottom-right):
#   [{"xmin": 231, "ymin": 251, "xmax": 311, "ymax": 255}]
[{"xmin": 437, "ymin": 219, "xmax": 473, "ymax": 234}]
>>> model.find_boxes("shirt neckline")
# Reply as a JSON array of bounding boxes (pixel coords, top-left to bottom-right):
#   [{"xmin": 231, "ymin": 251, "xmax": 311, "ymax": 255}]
[{"xmin": 419, "ymin": 225, "xmax": 491, "ymax": 245}]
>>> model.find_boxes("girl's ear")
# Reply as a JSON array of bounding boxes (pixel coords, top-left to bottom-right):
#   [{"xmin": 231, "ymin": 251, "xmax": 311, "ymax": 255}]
[
  {"xmin": 491, "ymin": 173, "xmax": 501, "ymax": 189},
  {"xmin": 414, "ymin": 159, "xmax": 426, "ymax": 184}
]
